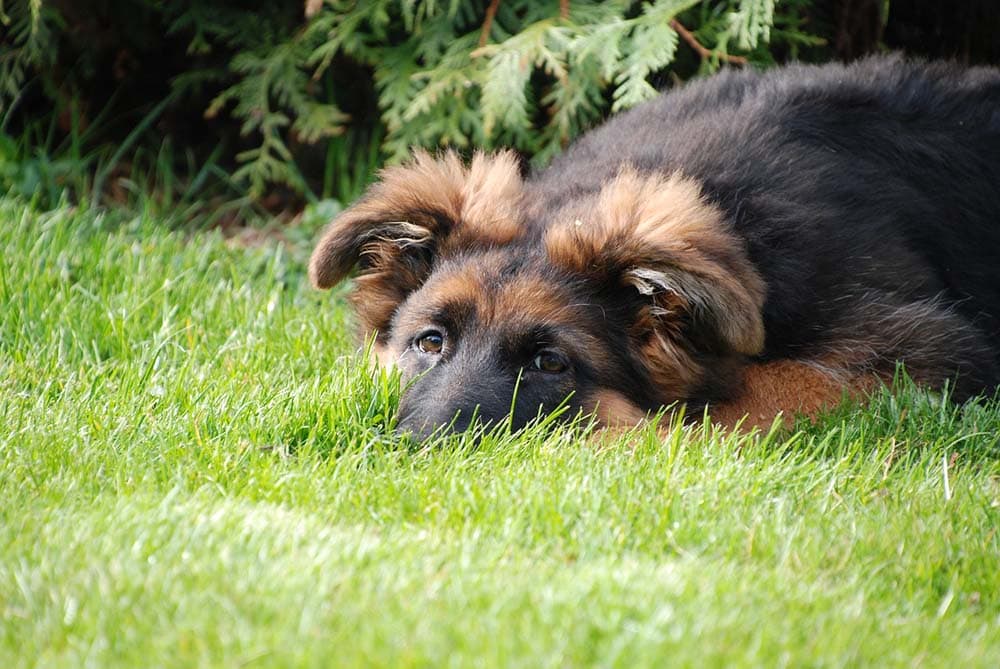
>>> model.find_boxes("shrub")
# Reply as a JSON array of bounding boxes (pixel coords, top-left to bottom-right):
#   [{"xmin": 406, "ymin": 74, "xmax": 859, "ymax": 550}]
[{"xmin": 5, "ymin": 1, "xmax": 996, "ymax": 208}]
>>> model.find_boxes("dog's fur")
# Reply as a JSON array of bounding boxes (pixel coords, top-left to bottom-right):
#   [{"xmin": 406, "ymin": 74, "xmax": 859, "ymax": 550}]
[{"xmin": 309, "ymin": 56, "xmax": 1000, "ymax": 437}]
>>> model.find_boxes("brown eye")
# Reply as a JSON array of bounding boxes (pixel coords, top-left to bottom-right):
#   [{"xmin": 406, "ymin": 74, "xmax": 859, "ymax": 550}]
[
  {"xmin": 415, "ymin": 330, "xmax": 444, "ymax": 354},
  {"xmin": 532, "ymin": 350, "xmax": 568, "ymax": 374}
]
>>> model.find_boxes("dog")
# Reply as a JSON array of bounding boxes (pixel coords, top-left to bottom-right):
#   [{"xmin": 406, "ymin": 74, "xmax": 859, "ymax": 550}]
[{"xmin": 308, "ymin": 56, "xmax": 1000, "ymax": 438}]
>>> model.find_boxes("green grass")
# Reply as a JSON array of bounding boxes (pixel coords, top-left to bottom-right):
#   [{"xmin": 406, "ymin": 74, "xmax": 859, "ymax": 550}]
[{"xmin": 2, "ymin": 196, "xmax": 999, "ymax": 668}]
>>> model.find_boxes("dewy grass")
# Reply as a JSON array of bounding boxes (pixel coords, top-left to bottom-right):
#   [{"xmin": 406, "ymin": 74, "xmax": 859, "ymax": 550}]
[{"xmin": 2, "ymin": 196, "xmax": 999, "ymax": 668}]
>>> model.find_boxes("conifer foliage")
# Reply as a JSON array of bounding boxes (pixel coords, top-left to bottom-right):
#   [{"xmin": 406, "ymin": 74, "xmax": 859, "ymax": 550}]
[{"xmin": 1, "ymin": 1, "xmax": 818, "ymax": 200}]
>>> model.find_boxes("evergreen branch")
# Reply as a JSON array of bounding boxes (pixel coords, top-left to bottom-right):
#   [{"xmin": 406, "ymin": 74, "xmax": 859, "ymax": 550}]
[
  {"xmin": 0, "ymin": 0, "xmax": 818, "ymax": 199},
  {"xmin": 671, "ymin": 19, "xmax": 748, "ymax": 65},
  {"xmin": 479, "ymin": 0, "xmax": 500, "ymax": 48},
  {"xmin": 728, "ymin": 0, "xmax": 776, "ymax": 50}
]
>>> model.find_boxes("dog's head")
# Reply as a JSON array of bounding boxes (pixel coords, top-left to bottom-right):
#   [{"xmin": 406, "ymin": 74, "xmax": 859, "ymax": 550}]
[{"xmin": 310, "ymin": 151, "xmax": 765, "ymax": 438}]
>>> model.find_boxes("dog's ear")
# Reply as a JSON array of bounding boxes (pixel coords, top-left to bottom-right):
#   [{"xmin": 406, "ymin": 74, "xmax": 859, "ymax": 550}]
[
  {"xmin": 309, "ymin": 150, "xmax": 523, "ymax": 336},
  {"xmin": 546, "ymin": 169, "xmax": 765, "ymax": 391}
]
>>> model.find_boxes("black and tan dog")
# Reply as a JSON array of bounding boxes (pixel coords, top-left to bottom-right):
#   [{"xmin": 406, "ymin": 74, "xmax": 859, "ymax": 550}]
[{"xmin": 309, "ymin": 56, "xmax": 1000, "ymax": 437}]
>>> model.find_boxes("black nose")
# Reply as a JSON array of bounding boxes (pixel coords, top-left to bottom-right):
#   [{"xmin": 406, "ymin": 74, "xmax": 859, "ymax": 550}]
[{"xmin": 395, "ymin": 408, "xmax": 481, "ymax": 441}]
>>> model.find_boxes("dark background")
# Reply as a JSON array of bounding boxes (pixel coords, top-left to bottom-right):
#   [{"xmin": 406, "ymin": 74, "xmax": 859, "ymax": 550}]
[{"xmin": 2, "ymin": 0, "xmax": 997, "ymax": 219}]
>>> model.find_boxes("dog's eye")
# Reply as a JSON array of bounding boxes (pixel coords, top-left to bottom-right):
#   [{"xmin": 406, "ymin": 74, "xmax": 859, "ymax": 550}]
[
  {"xmin": 532, "ymin": 350, "xmax": 568, "ymax": 374},
  {"xmin": 415, "ymin": 330, "xmax": 444, "ymax": 354}
]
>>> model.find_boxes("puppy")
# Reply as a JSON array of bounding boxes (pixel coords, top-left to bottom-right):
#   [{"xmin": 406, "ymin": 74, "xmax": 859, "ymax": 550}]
[{"xmin": 309, "ymin": 56, "xmax": 1000, "ymax": 438}]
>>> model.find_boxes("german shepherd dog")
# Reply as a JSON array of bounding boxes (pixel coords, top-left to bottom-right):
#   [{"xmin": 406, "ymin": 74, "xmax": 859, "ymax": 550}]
[{"xmin": 309, "ymin": 56, "xmax": 1000, "ymax": 438}]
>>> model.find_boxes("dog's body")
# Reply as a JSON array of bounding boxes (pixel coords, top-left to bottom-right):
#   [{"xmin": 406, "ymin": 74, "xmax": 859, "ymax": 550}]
[{"xmin": 310, "ymin": 56, "xmax": 1000, "ymax": 437}]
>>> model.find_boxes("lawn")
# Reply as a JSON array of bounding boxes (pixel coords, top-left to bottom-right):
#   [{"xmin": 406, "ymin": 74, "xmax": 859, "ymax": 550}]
[{"xmin": 2, "ymin": 196, "xmax": 999, "ymax": 667}]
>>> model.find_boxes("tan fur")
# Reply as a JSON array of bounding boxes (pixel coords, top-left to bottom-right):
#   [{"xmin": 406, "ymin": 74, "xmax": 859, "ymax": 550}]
[
  {"xmin": 586, "ymin": 389, "xmax": 649, "ymax": 428},
  {"xmin": 457, "ymin": 151, "xmax": 524, "ymax": 245},
  {"xmin": 494, "ymin": 276, "xmax": 586, "ymax": 328},
  {"xmin": 373, "ymin": 342, "xmax": 396, "ymax": 370},
  {"xmin": 308, "ymin": 149, "xmax": 524, "ymax": 291},
  {"xmin": 350, "ymin": 262, "xmax": 425, "ymax": 342},
  {"xmin": 708, "ymin": 296, "xmax": 986, "ymax": 431},
  {"xmin": 544, "ymin": 167, "xmax": 766, "ymax": 403},
  {"xmin": 386, "ymin": 267, "xmax": 483, "ymax": 344},
  {"xmin": 403, "ymin": 264, "xmax": 590, "ymax": 330},
  {"xmin": 711, "ymin": 359, "xmax": 883, "ymax": 430},
  {"xmin": 640, "ymin": 330, "xmax": 704, "ymax": 401},
  {"xmin": 554, "ymin": 168, "xmax": 765, "ymax": 353},
  {"xmin": 415, "ymin": 265, "xmax": 486, "ymax": 310},
  {"xmin": 313, "ymin": 155, "xmax": 884, "ymax": 434},
  {"xmin": 620, "ymin": 304, "xmax": 700, "ymax": 400},
  {"xmin": 545, "ymin": 169, "xmax": 766, "ymax": 352},
  {"xmin": 308, "ymin": 150, "xmax": 525, "ymax": 338},
  {"xmin": 496, "ymin": 276, "xmax": 618, "ymax": 376}
]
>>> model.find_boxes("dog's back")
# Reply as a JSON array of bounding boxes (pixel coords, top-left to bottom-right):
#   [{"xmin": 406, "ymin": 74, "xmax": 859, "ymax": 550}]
[
  {"xmin": 525, "ymin": 56, "xmax": 1000, "ymax": 398},
  {"xmin": 311, "ymin": 56, "xmax": 1000, "ymax": 436}
]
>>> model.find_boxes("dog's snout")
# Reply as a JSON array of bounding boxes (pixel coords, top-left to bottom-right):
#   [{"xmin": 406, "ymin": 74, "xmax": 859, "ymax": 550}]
[
  {"xmin": 395, "ymin": 354, "xmax": 516, "ymax": 440},
  {"xmin": 395, "ymin": 406, "xmax": 484, "ymax": 441}
]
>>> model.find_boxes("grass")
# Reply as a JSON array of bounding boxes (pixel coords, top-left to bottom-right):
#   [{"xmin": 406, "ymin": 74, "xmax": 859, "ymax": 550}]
[{"xmin": 2, "ymin": 195, "xmax": 1000, "ymax": 668}]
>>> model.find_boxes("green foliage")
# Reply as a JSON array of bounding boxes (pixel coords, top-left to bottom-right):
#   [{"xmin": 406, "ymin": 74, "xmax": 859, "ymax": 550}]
[
  {"xmin": 3, "ymin": 195, "xmax": 1000, "ymax": 666},
  {"xmin": 1, "ymin": 0, "xmax": 826, "ymax": 205},
  {"xmin": 729, "ymin": 0, "xmax": 775, "ymax": 50},
  {"xmin": 0, "ymin": 0, "xmax": 51, "ymax": 112},
  {"xmin": 301, "ymin": 0, "xmax": 814, "ymax": 166}
]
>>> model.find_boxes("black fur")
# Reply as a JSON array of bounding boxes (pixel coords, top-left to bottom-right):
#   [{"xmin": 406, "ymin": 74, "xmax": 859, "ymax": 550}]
[
  {"xmin": 314, "ymin": 56, "xmax": 1000, "ymax": 438},
  {"xmin": 525, "ymin": 55, "xmax": 1000, "ymax": 401}
]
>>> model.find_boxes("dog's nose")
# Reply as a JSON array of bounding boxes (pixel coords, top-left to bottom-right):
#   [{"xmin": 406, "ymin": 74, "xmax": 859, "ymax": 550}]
[
  {"xmin": 394, "ymin": 416, "xmax": 439, "ymax": 441},
  {"xmin": 395, "ymin": 408, "xmax": 480, "ymax": 441}
]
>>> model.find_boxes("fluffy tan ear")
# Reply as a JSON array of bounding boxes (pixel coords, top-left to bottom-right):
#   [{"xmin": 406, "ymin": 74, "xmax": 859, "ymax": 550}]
[
  {"xmin": 545, "ymin": 167, "xmax": 766, "ymax": 356},
  {"xmin": 308, "ymin": 149, "xmax": 523, "ymax": 336}
]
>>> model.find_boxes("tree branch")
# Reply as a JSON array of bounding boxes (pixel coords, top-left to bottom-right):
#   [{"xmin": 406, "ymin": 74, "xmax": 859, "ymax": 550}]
[
  {"xmin": 479, "ymin": 0, "xmax": 501, "ymax": 48},
  {"xmin": 670, "ymin": 18, "xmax": 748, "ymax": 66}
]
